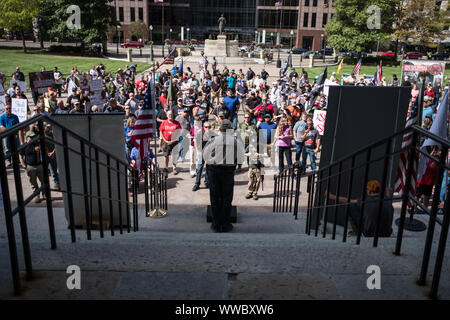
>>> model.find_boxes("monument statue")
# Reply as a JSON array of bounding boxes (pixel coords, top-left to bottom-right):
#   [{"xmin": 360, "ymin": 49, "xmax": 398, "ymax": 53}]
[{"xmin": 218, "ymin": 14, "xmax": 226, "ymax": 35}]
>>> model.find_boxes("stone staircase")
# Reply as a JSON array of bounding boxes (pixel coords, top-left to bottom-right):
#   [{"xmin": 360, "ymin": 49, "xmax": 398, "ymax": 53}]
[{"xmin": 1, "ymin": 204, "xmax": 449, "ymax": 300}]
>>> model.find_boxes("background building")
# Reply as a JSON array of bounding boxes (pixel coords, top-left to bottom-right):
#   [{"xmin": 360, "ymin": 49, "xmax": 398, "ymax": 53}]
[{"xmin": 112, "ymin": 0, "xmax": 335, "ymax": 50}]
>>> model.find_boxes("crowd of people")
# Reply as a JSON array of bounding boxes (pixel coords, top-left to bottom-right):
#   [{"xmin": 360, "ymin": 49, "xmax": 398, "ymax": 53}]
[{"xmin": 0, "ymin": 56, "xmax": 448, "ymax": 210}]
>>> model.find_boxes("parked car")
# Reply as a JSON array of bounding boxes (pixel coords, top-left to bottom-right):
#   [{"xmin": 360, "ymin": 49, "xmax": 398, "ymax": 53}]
[
  {"xmin": 120, "ymin": 41, "xmax": 144, "ymax": 49},
  {"xmin": 344, "ymin": 51, "xmax": 368, "ymax": 58},
  {"xmin": 292, "ymin": 47, "xmax": 308, "ymax": 54},
  {"xmin": 404, "ymin": 51, "xmax": 423, "ymax": 59},
  {"xmin": 431, "ymin": 52, "xmax": 449, "ymax": 60},
  {"xmin": 303, "ymin": 51, "xmax": 324, "ymax": 59},
  {"xmin": 378, "ymin": 50, "xmax": 395, "ymax": 57},
  {"xmin": 238, "ymin": 46, "xmax": 249, "ymax": 53},
  {"xmin": 318, "ymin": 48, "xmax": 334, "ymax": 56}
]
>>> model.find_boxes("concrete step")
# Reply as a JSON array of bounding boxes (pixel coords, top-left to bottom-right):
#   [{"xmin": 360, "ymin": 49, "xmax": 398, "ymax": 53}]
[{"xmin": 1, "ymin": 207, "xmax": 449, "ymax": 300}]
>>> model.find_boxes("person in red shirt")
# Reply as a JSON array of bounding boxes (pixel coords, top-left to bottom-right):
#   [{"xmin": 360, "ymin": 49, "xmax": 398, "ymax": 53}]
[
  {"xmin": 159, "ymin": 111, "xmax": 182, "ymax": 174},
  {"xmin": 417, "ymin": 147, "xmax": 440, "ymax": 207},
  {"xmin": 253, "ymin": 97, "xmax": 275, "ymax": 123},
  {"xmin": 135, "ymin": 75, "xmax": 147, "ymax": 91},
  {"xmin": 159, "ymin": 91, "xmax": 168, "ymax": 107}
]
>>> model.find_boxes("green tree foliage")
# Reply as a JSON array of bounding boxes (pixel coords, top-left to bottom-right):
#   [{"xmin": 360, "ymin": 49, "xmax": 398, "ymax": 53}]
[
  {"xmin": 393, "ymin": 0, "xmax": 450, "ymax": 45},
  {"xmin": 0, "ymin": 0, "xmax": 41, "ymax": 52},
  {"xmin": 47, "ymin": 0, "xmax": 116, "ymax": 52},
  {"xmin": 128, "ymin": 20, "xmax": 148, "ymax": 41},
  {"xmin": 325, "ymin": 0, "xmax": 400, "ymax": 52}
]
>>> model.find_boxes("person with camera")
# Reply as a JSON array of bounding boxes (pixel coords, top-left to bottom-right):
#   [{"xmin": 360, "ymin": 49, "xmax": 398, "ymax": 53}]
[{"xmin": 300, "ymin": 117, "xmax": 320, "ymax": 173}]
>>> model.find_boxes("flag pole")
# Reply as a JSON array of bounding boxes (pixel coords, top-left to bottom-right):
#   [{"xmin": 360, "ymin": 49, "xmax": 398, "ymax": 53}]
[{"xmin": 148, "ymin": 64, "xmax": 167, "ymax": 218}]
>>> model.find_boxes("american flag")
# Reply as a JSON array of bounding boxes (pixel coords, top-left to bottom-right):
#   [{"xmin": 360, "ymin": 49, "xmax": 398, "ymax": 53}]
[
  {"xmin": 352, "ymin": 58, "xmax": 362, "ymax": 75},
  {"xmin": 275, "ymin": 0, "xmax": 283, "ymax": 8},
  {"xmin": 130, "ymin": 76, "xmax": 155, "ymax": 174},
  {"xmin": 394, "ymin": 99, "xmax": 418, "ymax": 206},
  {"xmin": 158, "ymin": 48, "xmax": 176, "ymax": 70}
]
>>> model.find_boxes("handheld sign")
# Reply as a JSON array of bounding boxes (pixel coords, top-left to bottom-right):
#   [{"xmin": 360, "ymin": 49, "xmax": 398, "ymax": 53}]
[
  {"xmin": 0, "ymin": 95, "xmax": 6, "ymax": 113},
  {"xmin": 313, "ymin": 109, "xmax": 327, "ymax": 136},
  {"xmin": 11, "ymin": 98, "xmax": 28, "ymax": 122}
]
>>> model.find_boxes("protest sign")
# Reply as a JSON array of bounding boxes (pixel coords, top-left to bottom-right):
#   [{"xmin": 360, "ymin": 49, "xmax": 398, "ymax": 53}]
[
  {"xmin": 0, "ymin": 95, "xmax": 6, "ymax": 113},
  {"xmin": 313, "ymin": 109, "xmax": 327, "ymax": 136},
  {"xmin": 10, "ymin": 80, "xmax": 27, "ymax": 92},
  {"xmin": 11, "ymin": 98, "xmax": 27, "ymax": 122},
  {"xmin": 29, "ymin": 71, "xmax": 54, "ymax": 95},
  {"xmin": 90, "ymin": 79, "xmax": 103, "ymax": 92},
  {"xmin": 401, "ymin": 60, "xmax": 446, "ymax": 87},
  {"xmin": 323, "ymin": 79, "xmax": 338, "ymax": 97}
]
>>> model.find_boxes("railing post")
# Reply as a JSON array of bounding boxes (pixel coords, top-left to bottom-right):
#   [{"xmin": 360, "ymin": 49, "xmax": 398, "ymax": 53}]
[
  {"xmin": 37, "ymin": 120, "xmax": 56, "ymax": 250},
  {"xmin": 107, "ymin": 155, "xmax": 114, "ymax": 236},
  {"xmin": 293, "ymin": 170, "xmax": 301, "ymax": 220},
  {"xmin": 125, "ymin": 166, "xmax": 131, "ymax": 233},
  {"xmin": 373, "ymin": 138, "xmax": 391, "ymax": 247},
  {"xmin": 133, "ymin": 169, "xmax": 139, "ymax": 232},
  {"xmin": 144, "ymin": 160, "xmax": 149, "ymax": 215},
  {"xmin": 0, "ymin": 148, "xmax": 22, "ymax": 295},
  {"xmin": 322, "ymin": 166, "xmax": 332, "ymax": 238},
  {"xmin": 273, "ymin": 174, "xmax": 277, "ymax": 212},
  {"xmin": 332, "ymin": 162, "xmax": 343, "ymax": 240},
  {"xmin": 62, "ymin": 130, "xmax": 76, "ymax": 242},
  {"xmin": 94, "ymin": 149, "xmax": 104, "ymax": 238},
  {"xmin": 429, "ymin": 186, "xmax": 450, "ymax": 299},
  {"xmin": 418, "ymin": 146, "xmax": 448, "ymax": 286},
  {"xmin": 315, "ymin": 170, "xmax": 324, "ymax": 237},
  {"xmin": 9, "ymin": 134, "xmax": 33, "ymax": 281},
  {"xmin": 80, "ymin": 141, "xmax": 91, "ymax": 240},
  {"xmin": 357, "ymin": 148, "xmax": 372, "ymax": 245},
  {"xmin": 116, "ymin": 161, "xmax": 123, "ymax": 234},
  {"xmin": 282, "ymin": 169, "xmax": 288, "ymax": 212},
  {"xmin": 343, "ymin": 156, "xmax": 355, "ymax": 243},
  {"xmin": 307, "ymin": 174, "xmax": 315, "ymax": 235},
  {"xmin": 394, "ymin": 131, "xmax": 418, "ymax": 255}
]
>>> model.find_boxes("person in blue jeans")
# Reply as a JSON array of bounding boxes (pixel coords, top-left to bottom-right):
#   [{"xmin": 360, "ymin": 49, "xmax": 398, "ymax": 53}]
[
  {"xmin": 223, "ymin": 89, "xmax": 240, "ymax": 130},
  {"xmin": 192, "ymin": 122, "xmax": 212, "ymax": 191},
  {"xmin": 300, "ymin": 117, "xmax": 321, "ymax": 173},
  {"xmin": 293, "ymin": 113, "xmax": 307, "ymax": 162}
]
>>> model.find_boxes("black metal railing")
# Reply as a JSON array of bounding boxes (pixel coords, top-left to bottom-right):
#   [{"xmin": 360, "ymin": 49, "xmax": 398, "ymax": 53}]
[
  {"xmin": 296, "ymin": 125, "xmax": 449, "ymax": 299},
  {"xmin": 143, "ymin": 160, "xmax": 168, "ymax": 213},
  {"xmin": 0, "ymin": 114, "xmax": 144, "ymax": 295}
]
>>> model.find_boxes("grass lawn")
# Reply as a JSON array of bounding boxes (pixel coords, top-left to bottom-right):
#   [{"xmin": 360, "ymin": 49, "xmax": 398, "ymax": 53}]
[
  {"xmin": 296, "ymin": 62, "xmax": 450, "ymax": 84},
  {"xmin": 0, "ymin": 48, "xmax": 151, "ymax": 84}
]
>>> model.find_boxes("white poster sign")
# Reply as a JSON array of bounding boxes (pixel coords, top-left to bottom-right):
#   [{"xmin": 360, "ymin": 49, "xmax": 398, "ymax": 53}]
[
  {"xmin": 0, "ymin": 95, "xmax": 5, "ymax": 114},
  {"xmin": 323, "ymin": 79, "xmax": 338, "ymax": 97},
  {"xmin": 11, "ymin": 98, "xmax": 27, "ymax": 122},
  {"xmin": 10, "ymin": 80, "xmax": 27, "ymax": 92},
  {"xmin": 313, "ymin": 110, "xmax": 327, "ymax": 136}
]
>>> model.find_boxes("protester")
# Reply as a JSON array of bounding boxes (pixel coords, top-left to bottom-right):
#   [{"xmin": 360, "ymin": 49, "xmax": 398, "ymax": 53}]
[
  {"xmin": 159, "ymin": 111, "xmax": 182, "ymax": 174},
  {"xmin": 19, "ymin": 130, "xmax": 44, "ymax": 203},
  {"xmin": 300, "ymin": 117, "xmax": 320, "ymax": 173}
]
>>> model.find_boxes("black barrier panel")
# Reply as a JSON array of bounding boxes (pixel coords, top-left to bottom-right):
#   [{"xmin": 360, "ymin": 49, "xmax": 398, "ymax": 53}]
[{"xmin": 312, "ymin": 86, "xmax": 411, "ymax": 228}]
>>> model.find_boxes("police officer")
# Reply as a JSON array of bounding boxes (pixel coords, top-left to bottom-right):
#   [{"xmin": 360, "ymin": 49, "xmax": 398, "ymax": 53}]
[{"xmin": 203, "ymin": 119, "xmax": 245, "ymax": 232}]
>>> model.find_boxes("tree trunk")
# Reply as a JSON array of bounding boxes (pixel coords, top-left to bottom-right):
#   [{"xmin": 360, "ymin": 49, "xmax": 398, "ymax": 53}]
[
  {"xmin": 39, "ymin": 32, "xmax": 44, "ymax": 50},
  {"xmin": 21, "ymin": 29, "xmax": 27, "ymax": 53}
]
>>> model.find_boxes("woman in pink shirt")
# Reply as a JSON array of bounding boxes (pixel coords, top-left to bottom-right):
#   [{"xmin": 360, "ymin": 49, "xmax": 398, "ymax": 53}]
[
  {"xmin": 410, "ymin": 82, "xmax": 419, "ymax": 102},
  {"xmin": 275, "ymin": 117, "xmax": 293, "ymax": 173}
]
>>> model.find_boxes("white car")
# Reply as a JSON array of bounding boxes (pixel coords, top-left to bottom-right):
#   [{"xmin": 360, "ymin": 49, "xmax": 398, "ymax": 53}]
[{"xmin": 238, "ymin": 46, "xmax": 248, "ymax": 53}]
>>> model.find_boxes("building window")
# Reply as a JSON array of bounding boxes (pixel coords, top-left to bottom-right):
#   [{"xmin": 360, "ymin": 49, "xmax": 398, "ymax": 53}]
[
  {"xmin": 305, "ymin": 0, "xmax": 310, "ymax": 6},
  {"xmin": 311, "ymin": 13, "xmax": 316, "ymax": 28},
  {"xmin": 130, "ymin": 8, "xmax": 135, "ymax": 22},
  {"xmin": 139, "ymin": 7, "xmax": 144, "ymax": 21},
  {"xmin": 313, "ymin": 0, "xmax": 317, "ymax": 7},
  {"xmin": 119, "ymin": 7, "xmax": 124, "ymax": 22},
  {"xmin": 322, "ymin": 13, "xmax": 328, "ymax": 27},
  {"xmin": 303, "ymin": 12, "xmax": 309, "ymax": 27}
]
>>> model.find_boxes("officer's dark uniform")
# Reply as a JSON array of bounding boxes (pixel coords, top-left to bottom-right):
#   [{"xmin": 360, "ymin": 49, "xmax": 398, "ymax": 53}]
[{"xmin": 203, "ymin": 120, "xmax": 244, "ymax": 232}]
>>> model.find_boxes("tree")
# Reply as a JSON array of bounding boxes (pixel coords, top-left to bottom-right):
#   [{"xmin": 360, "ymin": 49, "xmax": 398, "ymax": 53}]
[
  {"xmin": 129, "ymin": 20, "xmax": 148, "ymax": 42},
  {"xmin": 35, "ymin": 0, "xmax": 59, "ymax": 49},
  {"xmin": 393, "ymin": 0, "xmax": 450, "ymax": 50},
  {"xmin": 49, "ymin": 0, "xmax": 116, "ymax": 54},
  {"xmin": 0, "ymin": 0, "xmax": 41, "ymax": 52},
  {"xmin": 325, "ymin": 0, "xmax": 400, "ymax": 52}
]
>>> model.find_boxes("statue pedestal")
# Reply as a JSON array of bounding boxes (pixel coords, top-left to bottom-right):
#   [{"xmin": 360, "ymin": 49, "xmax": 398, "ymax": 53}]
[{"xmin": 204, "ymin": 35, "xmax": 238, "ymax": 57}]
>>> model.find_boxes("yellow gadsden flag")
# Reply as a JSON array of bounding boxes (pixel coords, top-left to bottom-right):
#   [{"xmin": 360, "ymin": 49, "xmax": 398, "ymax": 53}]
[{"xmin": 337, "ymin": 59, "xmax": 344, "ymax": 74}]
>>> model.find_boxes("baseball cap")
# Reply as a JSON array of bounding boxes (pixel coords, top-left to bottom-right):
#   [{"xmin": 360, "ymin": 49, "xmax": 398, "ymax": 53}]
[
  {"xmin": 366, "ymin": 180, "xmax": 381, "ymax": 193},
  {"xmin": 218, "ymin": 111, "xmax": 225, "ymax": 117},
  {"xmin": 25, "ymin": 130, "xmax": 36, "ymax": 138},
  {"xmin": 219, "ymin": 119, "xmax": 232, "ymax": 130},
  {"xmin": 264, "ymin": 113, "xmax": 271, "ymax": 118},
  {"xmin": 183, "ymin": 107, "xmax": 190, "ymax": 112}
]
